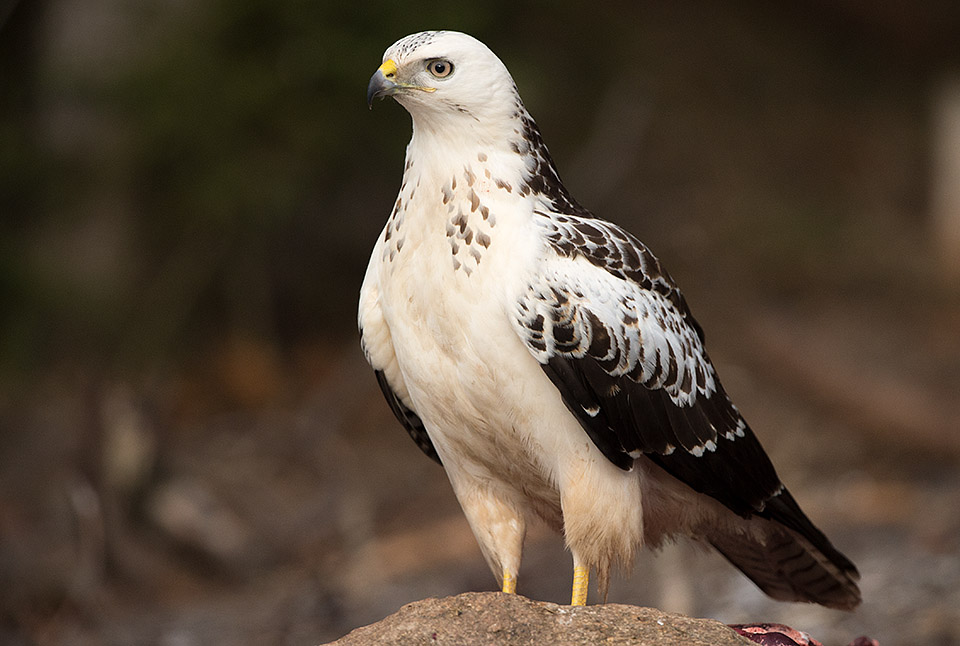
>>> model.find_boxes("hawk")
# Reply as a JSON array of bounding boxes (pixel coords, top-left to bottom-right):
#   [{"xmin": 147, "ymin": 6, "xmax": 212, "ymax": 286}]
[{"xmin": 360, "ymin": 30, "xmax": 860, "ymax": 609}]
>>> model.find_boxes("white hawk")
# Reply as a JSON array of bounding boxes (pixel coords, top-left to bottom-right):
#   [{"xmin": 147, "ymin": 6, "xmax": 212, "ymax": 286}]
[{"xmin": 359, "ymin": 30, "xmax": 860, "ymax": 609}]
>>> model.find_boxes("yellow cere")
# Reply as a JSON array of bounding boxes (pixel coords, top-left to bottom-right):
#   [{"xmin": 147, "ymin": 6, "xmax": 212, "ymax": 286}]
[{"xmin": 378, "ymin": 59, "xmax": 398, "ymax": 78}]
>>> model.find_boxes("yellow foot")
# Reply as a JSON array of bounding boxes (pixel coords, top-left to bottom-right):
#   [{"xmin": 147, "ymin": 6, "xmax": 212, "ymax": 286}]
[
  {"xmin": 571, "ymin": 565, "xmax": 589, "ymax": 606},
  {"xmin": 502, "ymin": 569, "xmax": 517, "ymax": 594}
]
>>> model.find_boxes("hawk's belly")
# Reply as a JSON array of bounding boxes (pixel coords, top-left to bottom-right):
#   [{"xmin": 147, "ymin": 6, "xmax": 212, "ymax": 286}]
[{"xmin": 377, "ymin": 235, "xmax": 577, "ymax": 525}]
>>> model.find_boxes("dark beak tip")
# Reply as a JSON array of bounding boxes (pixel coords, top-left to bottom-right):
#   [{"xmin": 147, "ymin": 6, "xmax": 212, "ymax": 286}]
[{"xmin": 366, "ymin": 69, "xmax": 386, "ymax": 110}]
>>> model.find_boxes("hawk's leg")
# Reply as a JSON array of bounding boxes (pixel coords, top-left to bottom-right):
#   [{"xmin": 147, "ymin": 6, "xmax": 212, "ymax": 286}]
[
  {"xmin": 571, "ymin": 562, "xmax": 589, "ymax": 605},
  {"xmin": 559, "ymin": 456, "xmax": 643, "ymax": 606},
  {"xmin": 447, "ymin": 469, "xmax": 526, "ymax": 596},
  {"xmin": 501, "ymin": 569, "xmax": 517, "ymax": 594}
]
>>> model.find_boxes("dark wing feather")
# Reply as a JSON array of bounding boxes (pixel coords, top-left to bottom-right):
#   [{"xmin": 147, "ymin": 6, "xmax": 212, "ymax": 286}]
[
  {"xmin": 373, "ymin": 369, "xmax": 442, "ymax": 465},
  {"xmin": 541, "ymin": 353, "xmax": 779, "ymax": 516}
]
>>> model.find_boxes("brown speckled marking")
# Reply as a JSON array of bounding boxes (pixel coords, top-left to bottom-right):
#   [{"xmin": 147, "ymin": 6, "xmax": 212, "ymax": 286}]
[{"xmin": 436, "ymin": 178, "xmax": 498, "ymax": 277}]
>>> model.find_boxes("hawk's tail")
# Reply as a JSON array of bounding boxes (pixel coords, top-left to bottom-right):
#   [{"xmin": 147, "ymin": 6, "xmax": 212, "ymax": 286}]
[{"xmin": 709, "ymin": 489, "xmax": 861, "ymax": 610}]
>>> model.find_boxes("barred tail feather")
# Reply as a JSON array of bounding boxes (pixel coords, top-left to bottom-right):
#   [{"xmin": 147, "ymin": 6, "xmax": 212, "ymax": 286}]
[{"xmin": 710, "ymin": 519, "xmax": 861, "ymax": 610}]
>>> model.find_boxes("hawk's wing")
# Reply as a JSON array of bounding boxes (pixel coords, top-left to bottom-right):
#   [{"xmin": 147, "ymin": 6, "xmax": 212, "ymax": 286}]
[
  {"xmin": 359, "ymin": 254, "xmax": 441, "ymax": 465},
  {"xmin": 515, "ymin": 211, "xmax": 781, "ymax": 517},
  {"xmin": 514, "ymin": 211, "xmax": 859, "ymax": 605},
  {"xmin": 373, "ymin": 369, "xmax": 442, "ymax": 465}
]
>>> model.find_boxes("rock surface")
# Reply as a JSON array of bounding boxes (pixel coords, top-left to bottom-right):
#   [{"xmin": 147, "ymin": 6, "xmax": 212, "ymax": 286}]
[{"xmin": 324, "ymin": 592, "xmax": 754, "ymax": 646}]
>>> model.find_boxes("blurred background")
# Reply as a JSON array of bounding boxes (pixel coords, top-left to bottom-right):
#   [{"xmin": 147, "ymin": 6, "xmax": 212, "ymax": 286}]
[{"xmin": 1, "ymin": 1, "xmax": 959, "ymax": 644}]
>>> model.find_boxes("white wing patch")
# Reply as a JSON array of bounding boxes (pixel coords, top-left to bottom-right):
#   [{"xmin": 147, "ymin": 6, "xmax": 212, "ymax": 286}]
[{"xmin": 514, "ymin": 251, "xmax": 716, "ymax": 408}]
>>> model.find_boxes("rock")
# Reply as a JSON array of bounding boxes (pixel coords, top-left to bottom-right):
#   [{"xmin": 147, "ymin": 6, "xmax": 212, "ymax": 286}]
[{"xmin": 323, "ymin": 591, "xmax": 753, "ymax": 646}]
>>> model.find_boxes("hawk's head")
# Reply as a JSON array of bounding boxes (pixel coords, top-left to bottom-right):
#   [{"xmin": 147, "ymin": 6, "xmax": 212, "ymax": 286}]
[{"xmin": 367, "ymin": 31, "xmax": 520, "ymax": 125}]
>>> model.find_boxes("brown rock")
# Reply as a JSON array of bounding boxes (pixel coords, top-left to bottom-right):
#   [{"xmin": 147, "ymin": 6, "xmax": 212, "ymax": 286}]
[{"xmin": 324, "ymin": 591, "xmax": 753, "ymax": 646}]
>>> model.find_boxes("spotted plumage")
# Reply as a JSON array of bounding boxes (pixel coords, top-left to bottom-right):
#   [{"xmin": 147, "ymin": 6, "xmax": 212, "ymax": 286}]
[{"xmin": 360, "ymin": 30, "xmax": 860, "ymax": 609}]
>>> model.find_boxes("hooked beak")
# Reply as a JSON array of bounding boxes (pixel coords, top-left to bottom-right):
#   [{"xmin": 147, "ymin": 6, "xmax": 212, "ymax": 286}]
[
  {"xmin": 367, "ymin": 59, "xmax": 399, "ymax": 109},
  {"xmin": 366, "ymin": 58, "xmax": 436, "ymax": 109}
]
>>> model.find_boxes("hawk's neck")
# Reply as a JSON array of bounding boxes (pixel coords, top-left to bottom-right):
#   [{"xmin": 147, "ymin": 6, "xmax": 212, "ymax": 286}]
[{"xmin": 405, "ymin": 102, "xmax": 593, "ymax": 220}]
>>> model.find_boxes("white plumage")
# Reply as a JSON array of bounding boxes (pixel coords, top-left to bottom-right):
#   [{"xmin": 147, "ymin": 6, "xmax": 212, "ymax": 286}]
[{"xmin": 360, "ymin": 30, "xmax": 860, "ymax": 608}]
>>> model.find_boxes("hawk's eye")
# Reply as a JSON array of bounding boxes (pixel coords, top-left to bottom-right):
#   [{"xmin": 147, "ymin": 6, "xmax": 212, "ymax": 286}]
[{"xmin": 427, "ymin": 59, "xmax": 453, "ymax": 78}]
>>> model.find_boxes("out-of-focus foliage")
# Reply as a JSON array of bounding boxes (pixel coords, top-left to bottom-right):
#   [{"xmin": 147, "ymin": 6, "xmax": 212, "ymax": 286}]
[
  {"xmin": 0, "ymin": 0, "xmax": 628, "ymax": 379},
  {"xmin": 1, "ymin": 0, "xmax": 54, "ymax": 376},
  {"xmin": 2, "ymin": 0, "xmax": 958, "ymax": 382}
]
